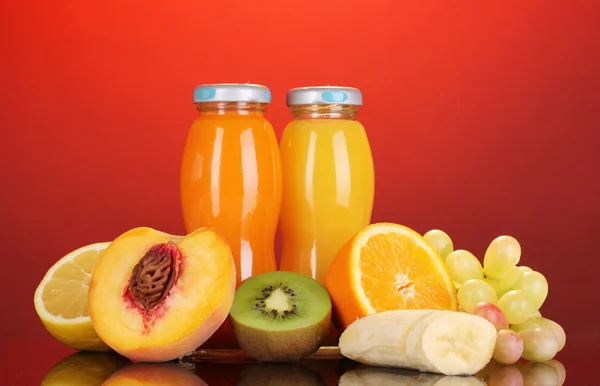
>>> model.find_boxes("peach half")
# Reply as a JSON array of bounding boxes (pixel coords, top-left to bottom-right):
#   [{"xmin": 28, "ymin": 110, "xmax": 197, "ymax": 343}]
[{"xmin": 88, "ymin": 226, "xmax": 236, "ymax": 362}]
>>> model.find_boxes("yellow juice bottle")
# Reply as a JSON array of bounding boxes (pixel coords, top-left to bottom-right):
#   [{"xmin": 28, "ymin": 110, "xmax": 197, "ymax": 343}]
[{"xmin": 279, "ymin": 86, "xmax": 375, "ymax": 284}]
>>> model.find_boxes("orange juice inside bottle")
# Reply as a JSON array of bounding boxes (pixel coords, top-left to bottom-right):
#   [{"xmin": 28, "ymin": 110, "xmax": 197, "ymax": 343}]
[
  {"xmin": 180, "ymin": 84, "xmax": 282, "ymax": 348},
  {"xmin": 279, "ymin": 86, "xmax": 375, "ymax": 285}
]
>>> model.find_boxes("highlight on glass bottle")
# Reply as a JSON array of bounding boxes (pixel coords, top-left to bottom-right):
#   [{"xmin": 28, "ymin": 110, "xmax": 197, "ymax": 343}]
[
  {"xmin": 278, "ymin": 86, "xmax": 375, "ymax": 285},
  {"xmin": 180, "ymin": 83, "xmax": 282, "ymax": 348}
]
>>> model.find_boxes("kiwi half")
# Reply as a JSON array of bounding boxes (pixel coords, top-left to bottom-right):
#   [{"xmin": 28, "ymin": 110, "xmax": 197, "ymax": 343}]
[{"xmin": 229, "ymin": 271, "xmax": 332, "ymax": 362}]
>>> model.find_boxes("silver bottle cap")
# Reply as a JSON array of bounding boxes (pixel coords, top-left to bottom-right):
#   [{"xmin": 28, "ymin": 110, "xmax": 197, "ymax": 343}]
[
  {"xmin": 193, "ymin": 84, "xmax": 272, "ymax": 104},
  {"xmin": 286, "ymin": 86, "xmax": 362, "ymax": 106}
]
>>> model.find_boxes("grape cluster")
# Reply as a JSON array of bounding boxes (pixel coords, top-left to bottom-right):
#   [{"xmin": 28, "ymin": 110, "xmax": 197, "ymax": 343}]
[{"xmin": 423, "ymin": 230, "xmax": 566, "ymax": 364}]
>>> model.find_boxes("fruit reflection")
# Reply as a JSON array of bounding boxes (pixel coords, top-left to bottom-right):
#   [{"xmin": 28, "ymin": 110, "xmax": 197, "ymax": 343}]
[
  {"xmin": 338, "ymin": 359, "xmax": 566, "ymax": 386},
  {"xmin": 477, "ymin": 359, "xmax": 566, "ymax": 386},
  {"xmin": 41, "ymin": 351, "xmax": 565, "ymax": 386},
  {"xmin": 102, "ymin": 362, "xmax": 207, "ymax": 385},
  {"xmin": 520, "ymin": 361, "xmax": 562, "ymax": 386},
  {"xmin": 299, "ymin": 358, "xmax": 352, "ymax": 386},
  {"xmin": 236, "ymin": 362, "xmax": 326, "ymax": 386},
  {"xmin": 546, "ymin": 360, "xmax": 567, "ymax": 385},
  {"xmin": 41, "ymin": 351, "xmax": 130, "ymax": 386},
  {"xmin": 338, "ymin": 367, "xmax": 485, "ymax": 385},
  {"xmin": 487, "ymin": 364, "xmax": 523, "ymax": 386}
]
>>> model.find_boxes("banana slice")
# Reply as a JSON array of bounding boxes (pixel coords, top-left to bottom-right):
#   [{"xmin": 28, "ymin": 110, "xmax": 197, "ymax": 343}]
[
  {"xmin": 340, "ymin": 310, "xmax": 433, "ymax": 368},
  {"xmin": 421, "ymin": 311, "xmax": 497, "ymax": 376},
  {"xmin": 405, "ymin": 312, "xmax": 444, "ymax": 372},
  {"xmin": 339, "ymin": 310, "xmax": 497, "ymax": 376},
  {"xmin": 338, "ymin": 367, "xmax": 486, "ymax": 386}
]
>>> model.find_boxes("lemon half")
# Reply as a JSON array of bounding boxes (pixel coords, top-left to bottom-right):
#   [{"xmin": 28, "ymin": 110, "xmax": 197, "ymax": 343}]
[{"xmin": 34, "ymin": 242, "xmax": 112, "ymax": 352}]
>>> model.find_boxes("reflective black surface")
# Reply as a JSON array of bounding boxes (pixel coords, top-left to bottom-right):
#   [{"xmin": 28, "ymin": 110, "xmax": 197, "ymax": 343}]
[{"xmin": 4, "ymin": 324, "xmax": 596, "ymax": 385}]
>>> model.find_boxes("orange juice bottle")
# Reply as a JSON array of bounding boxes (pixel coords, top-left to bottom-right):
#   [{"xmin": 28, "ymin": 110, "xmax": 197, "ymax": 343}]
[
  {"xmin": 180, "ymin": 84, "xmax": 282, "ymax": 347},
  {"xmin": 279, "ymin": 86, "xmax": 375, "ymax": 285}
]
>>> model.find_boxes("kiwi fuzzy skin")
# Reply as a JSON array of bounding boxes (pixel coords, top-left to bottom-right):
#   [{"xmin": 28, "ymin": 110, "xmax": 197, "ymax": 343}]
[{"xmin": 231, "ymin": 310, "xmax": 331, "ymax": 362}]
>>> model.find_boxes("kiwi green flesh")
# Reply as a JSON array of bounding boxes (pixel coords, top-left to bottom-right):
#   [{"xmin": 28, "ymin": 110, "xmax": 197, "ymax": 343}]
[
  {"xmin": 230, "ymin": 271, "xmax": 333, "ymax": 362},
  {"xmin": 229, "ymin": 271, "xmax": 332, "ymax": 332}
]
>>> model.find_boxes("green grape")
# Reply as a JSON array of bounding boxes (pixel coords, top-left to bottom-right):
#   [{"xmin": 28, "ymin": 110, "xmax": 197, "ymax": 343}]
[
  {"xmin": 445, "ymin": 250, "xmax": 484, "ymax": 284},
  {"xmin": 494, "ymin": 266, "xmax": 532, "ymax": 297},
  {"xmin": 457, "ymin": 279, "xmax": 498, "ymax": 313},
  {"xmin": 423, "ymin": 229, "xmax": 453, "ymax": 259},
  {"xmin": 484, "ymin": 277, "xmax": 500, "ymax": 293},
  {"xmin": 497, "ymin": 290, "xmax": 535, "ymax": 324},
  {"xmin": 483, "ymin": 235, "xmax": 521, "ymax": 278},
  {"xmin": 550, "ymin": 319, "xmax": 567, "ymax": 352},
  {"xmin": 511, "ymin": 316, "xmax": 546, "ymax": 332},
  {"xmin": 514, "ymin": 271, "xmax": 548, "ymax": 310},
  {"xmin": 519, "ymin": 328, "xmax": 559, "ymax": 362},
  {"xmin": 511, "ymin": 317, "xmax": 566, "ymax": 352},
  {"xmin": 492, "ymin": 329, "xmax": 523, "ymax": 364}
]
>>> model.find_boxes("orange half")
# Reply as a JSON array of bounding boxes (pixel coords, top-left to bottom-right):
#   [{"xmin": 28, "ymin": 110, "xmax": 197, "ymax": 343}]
[{"xmin": 325, "ymin": 223, "xmax": 458, "ymax": 331}]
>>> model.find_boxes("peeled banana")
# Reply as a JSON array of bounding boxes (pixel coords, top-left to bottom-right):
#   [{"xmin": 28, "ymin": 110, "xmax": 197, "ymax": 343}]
[{"xmin": 338, "ymin": 310, "xmax": 497, "ymax": 376}]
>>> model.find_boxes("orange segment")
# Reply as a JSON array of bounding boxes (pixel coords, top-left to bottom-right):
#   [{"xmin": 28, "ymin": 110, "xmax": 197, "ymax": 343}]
[{"xmin": 325, "ymin": 223, "xmax": 458, "ymax": 331}]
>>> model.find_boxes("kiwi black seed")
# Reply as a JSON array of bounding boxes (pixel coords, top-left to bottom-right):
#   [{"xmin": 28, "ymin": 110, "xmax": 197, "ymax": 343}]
[
  {"xmin": 229, "ymin": 271, "xmax": 332, "ymax": 362},
  {"xmin": 253, "ymin": 282, "xmax": 299, "ymax": 319}
]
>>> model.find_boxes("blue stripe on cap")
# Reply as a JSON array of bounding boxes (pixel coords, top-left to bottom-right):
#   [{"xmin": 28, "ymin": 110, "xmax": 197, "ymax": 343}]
[
  {"xmin": 321, "ymin": 91, "xmax": 348, "ymax": 103},
  {"xmin": 194, "ymin": 87, "xmax": 217, "ymax": 101},
  {"xmin": 264, "ymin": 89, "xmax": 272, "ymax": 103}
]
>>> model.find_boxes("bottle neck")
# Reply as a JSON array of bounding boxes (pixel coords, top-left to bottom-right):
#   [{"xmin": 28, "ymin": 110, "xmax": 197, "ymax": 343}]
[
  {"xmin": 290, "ymin": 104, "xmax": 358, "ymax": 120},
  {"xmin": 196, "ymin": 102, "xmax": 266, "ymax": 117}
]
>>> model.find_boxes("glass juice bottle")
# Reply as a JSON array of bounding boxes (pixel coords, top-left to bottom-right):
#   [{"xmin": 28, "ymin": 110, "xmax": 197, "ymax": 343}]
[
  {"xmin": 279, "ymin": 86, "xmax": 375, "ymax": 285},
  {"xmin": 180, "ymin": 84, "xmax": 282, "ymax": 347}
]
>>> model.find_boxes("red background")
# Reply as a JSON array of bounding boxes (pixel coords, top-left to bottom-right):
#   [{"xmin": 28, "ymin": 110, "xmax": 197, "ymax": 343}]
[{"xmin": 1, "ymin": 0, "xmax": 599, "ymax": 383}]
